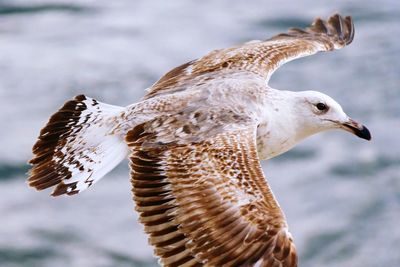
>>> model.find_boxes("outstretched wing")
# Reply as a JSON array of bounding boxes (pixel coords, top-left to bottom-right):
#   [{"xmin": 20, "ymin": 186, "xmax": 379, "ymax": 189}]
[
  {"xmin": 145, "ymin": 14, "xmax": 354, "ymax": 99},
  {"xmin": 127, "ymin": 120, "xmax": 297, "ymax": 267}
]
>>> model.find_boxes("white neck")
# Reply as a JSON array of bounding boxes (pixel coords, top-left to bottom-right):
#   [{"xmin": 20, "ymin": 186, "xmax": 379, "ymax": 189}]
[{"xmin": 256, "ymin": 89, "xmax": 317, "ymax": 159}]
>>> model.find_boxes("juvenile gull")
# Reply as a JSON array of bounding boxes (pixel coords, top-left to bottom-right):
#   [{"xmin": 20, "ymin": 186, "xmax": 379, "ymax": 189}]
[{"xmin": 28, "ymin": 14, "xmax": 371, "ymax": 267}]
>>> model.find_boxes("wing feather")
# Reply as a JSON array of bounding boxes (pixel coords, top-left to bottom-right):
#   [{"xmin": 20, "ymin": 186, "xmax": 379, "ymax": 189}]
[
  {"xmin": 145, "ymin": 14, "xmax": 354, "ymax": 99},
  {"xmin": 127, "ymin": 122, "xmax": 297, "ymax": 267}
]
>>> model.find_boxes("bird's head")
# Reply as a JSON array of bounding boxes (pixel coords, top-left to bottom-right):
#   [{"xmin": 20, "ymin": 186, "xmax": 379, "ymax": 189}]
[{"xmin": 293, "ymin": 91, "xmax": 371, "ymax": 141}]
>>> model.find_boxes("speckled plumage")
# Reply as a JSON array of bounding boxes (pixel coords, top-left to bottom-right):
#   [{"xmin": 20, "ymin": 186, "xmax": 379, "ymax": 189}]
[{"xmin": 29, "ymin": 14, "xmax": 356, "ymax": 267}]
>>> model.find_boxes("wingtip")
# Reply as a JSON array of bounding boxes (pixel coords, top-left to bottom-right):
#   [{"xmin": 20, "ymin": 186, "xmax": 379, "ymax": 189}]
[
  {"xmin": 344, "ymin": 15, "xmax": 355, "ymax": 44},
  {"xmin": 310, "ymin": 13, "xmax": 355, "ymax": 47},
  {"xmin": 276, "ymin": 13, "xmax": 355, "ymax": 48},
  {"xmin": 327, "ymin": 13, "xmax": 355, "ymax": 45}
]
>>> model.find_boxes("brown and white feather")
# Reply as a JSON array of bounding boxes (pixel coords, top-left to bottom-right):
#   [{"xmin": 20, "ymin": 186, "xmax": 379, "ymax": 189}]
[
  {"xmin": 144, "ymin": 14, "xmax": 353, "ymax": 99},
  {"xmin": 127, "ymin": 122, "xmax": 297, "ymax": 267}
]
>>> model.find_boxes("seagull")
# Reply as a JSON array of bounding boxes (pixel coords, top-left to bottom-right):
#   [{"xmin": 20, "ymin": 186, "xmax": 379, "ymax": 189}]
[{"xmin": 28, "ymin": 14, "xmax": 371, "ymax": 267}]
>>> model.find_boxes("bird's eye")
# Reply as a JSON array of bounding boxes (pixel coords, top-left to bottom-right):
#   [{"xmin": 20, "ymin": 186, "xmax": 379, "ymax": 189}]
[{"xmin": 316, "ymin": 103, "xmax": 328, "ymax": 111}]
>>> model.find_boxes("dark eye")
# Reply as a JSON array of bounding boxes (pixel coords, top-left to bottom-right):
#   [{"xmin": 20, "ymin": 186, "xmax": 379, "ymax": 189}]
[{"xmin": 316, "ymin": 103, "xmax": 328, "ymax": 111}]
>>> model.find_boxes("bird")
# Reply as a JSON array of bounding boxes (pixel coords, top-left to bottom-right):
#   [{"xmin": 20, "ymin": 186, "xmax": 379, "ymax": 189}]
[{"xmin": 28, "ymin": 13, "xmax": 371, "ymax": 267}]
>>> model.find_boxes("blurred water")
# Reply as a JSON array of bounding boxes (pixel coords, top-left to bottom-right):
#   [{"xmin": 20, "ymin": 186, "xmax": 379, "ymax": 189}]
[{"xmin": 0, "ymin": 0, "xmax": 399, "ymax": 266}]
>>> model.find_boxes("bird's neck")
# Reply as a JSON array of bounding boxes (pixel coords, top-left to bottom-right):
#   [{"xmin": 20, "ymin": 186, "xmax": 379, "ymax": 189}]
[{"xmin": 256, "ymin": 90, "xmax": 315, "ymax": 160}]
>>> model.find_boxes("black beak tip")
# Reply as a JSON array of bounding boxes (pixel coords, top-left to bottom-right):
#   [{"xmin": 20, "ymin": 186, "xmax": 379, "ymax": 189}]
[{"xmin": 355, "ymin": 125, "xmax": 371, "ymax": 141}]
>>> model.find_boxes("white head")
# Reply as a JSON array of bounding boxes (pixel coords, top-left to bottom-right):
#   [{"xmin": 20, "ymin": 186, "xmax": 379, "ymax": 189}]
[
  {"xmin": 292, "ymin": 90, "xmax": 371, "ymax": 141},
  {"xmin": 256, "ymin": 89, "xmax": 370, "ymax": 159}
]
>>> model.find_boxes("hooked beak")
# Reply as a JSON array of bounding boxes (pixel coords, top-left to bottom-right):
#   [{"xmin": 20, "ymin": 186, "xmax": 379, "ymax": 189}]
[{"xmin": 340, "ymin": 118, "xmax": 371, "ymax": 141}]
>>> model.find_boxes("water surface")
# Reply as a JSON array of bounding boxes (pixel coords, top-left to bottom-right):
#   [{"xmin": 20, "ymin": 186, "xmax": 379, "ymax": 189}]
[{"xmin": 0, "ymin": 1, "xmax": 399, "ymax": 266}]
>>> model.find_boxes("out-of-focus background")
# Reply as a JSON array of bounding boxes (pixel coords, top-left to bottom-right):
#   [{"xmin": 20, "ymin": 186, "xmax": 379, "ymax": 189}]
[{"xmin": 0, "ymin": 0, "xmax": 399, "ymax": 266}]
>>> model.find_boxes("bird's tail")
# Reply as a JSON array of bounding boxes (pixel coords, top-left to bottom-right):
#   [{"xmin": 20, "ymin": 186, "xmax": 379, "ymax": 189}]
[{"xmin": 28, "ymin": 95, "xmax": 128, "ymax": 196}]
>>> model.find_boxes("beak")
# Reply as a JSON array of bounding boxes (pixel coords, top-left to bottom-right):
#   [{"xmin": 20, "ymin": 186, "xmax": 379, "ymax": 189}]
[{"xmin": 340, "ymin": 118, "xmax": 371, "ymax": 141}]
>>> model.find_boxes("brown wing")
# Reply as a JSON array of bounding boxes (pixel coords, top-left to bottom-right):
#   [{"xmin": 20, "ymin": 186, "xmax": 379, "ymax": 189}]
[
  {"xmin": 127, "ymin": 124, "xmax": 297, "ymax": 267},
  {"xmin": 144, "ymin": 14, "xmax": 354, "ymax": 99}
]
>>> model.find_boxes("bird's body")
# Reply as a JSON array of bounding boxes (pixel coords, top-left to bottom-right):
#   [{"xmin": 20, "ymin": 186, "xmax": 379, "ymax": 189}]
[{"xmin": 28, "ymin": 14, "xmax": 370, "ymax": 267}]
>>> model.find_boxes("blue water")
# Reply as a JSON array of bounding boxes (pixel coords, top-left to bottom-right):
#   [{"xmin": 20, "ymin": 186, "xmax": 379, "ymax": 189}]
[{"xmin": 0, "ymin": 1, "xmax": 399, "ymax": 266}]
